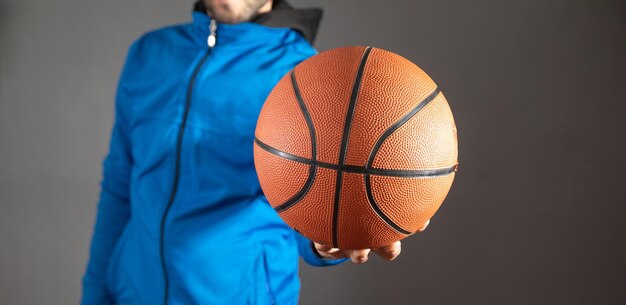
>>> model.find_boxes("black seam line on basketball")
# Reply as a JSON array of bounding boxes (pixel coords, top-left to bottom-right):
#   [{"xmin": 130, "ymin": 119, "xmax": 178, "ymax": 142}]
[
  {"xmin": 159, "ymin": 48, "xmax": 211, "ymax": 305},
  {"xmin": 254, "ymin": 138, "xmax": 458, "ymax": 178},
  {"xmin": 272, "ymin": 71, "xmax": 318, "ymax": 213},
  {"xmin": 365, "ymin": 88, "xmax": 441, "ymax": 170},
  {"xmin": 364, "ymin": 174, "xmax": 413, "ymax": 235},
  {"xmin": 363, "ymin": 87, "xmax": 442, "ymax": 236},
  {"xmin": 332, "ymin": 46, "xmax": 373, "ymax": 248}
]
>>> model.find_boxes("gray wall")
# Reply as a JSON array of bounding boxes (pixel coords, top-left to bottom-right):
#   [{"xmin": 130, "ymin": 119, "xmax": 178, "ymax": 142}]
[{"xmin": 1, "ymin": 0, "xmax": 625, "ymax": 304}]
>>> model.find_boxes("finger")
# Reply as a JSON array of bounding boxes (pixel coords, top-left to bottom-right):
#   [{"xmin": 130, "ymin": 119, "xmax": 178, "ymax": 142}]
[
  {"xmin": 372, "ymin": 241, "xmax": 401, "ymax": 261},
  {"xmin": 418, "ymin": 219, "xmax": 431, "ymax": 232},
  {"xmin": 348, "ymin": 249, "xmax": 371, "ymax": 264},
  {"xmin": 324, "ymin": 250, "xmax": 347, "ymax": 260},
  {"xmin": 314, "ymin": 243, "xmax": 345, "ymax": 259},
  {"xmin": 324, "ymin": 247, "xmax": 343, "ymax": 259},
  {"xmin": 314, "ymin": 242, "xmax": 333, "ymax": 252}
]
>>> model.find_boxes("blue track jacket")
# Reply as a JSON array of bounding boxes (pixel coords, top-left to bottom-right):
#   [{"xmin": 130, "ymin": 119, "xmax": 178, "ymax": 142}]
[{"xmin": 82, "ymin": 7, "xmax": 347, "ymax": 305}]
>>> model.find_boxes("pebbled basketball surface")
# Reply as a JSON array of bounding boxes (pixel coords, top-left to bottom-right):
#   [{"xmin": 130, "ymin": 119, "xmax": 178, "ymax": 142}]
[{"xmin": 254, "ymin": 46, "xmax": 458, "ymax": 250}]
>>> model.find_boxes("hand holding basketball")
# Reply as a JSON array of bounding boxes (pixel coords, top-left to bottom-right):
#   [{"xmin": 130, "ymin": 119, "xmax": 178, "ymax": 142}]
[{"xmin": 313, "ymin": 220, "xmax": 430, "ymax": 263}]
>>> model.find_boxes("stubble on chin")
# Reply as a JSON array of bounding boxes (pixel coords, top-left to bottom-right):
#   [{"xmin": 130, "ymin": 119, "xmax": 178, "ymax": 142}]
[{"xmin": 204, "ymin": 0, "xmax": 269, "ymax": 24}]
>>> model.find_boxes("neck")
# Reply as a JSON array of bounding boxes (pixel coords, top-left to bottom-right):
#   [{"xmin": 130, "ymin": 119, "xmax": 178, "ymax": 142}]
[{"xmin": 258, "ymin": 0, "xmax": 273, "ymax": 14}]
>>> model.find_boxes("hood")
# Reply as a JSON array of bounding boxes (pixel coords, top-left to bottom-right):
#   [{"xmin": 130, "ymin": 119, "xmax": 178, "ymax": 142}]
[{"xmin": 193, "ymin": 0, "xmax": 323, "ymax": 44}]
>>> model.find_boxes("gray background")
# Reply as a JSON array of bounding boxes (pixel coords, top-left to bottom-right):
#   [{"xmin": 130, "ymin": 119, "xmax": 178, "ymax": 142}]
[{"xmin": 1, "ymin": 0, "xmax": 625, "ymax": 304}]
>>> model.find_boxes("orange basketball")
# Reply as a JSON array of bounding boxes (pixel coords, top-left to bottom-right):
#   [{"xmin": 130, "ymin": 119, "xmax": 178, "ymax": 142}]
[{"xmin": 254, "ymin": 46, "xmax": 458, "ymax": 250}]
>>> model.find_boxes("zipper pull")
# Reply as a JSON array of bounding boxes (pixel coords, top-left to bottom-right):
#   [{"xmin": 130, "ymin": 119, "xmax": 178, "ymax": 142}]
[{"xmin": 207, "ymin": 19, "xmax": 217, "ymax": 48}]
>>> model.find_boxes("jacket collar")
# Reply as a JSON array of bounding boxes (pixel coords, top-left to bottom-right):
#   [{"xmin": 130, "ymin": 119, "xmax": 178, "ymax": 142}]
[
  {"xmin": 191, "ymin": 11, "xmax": 291, "ymax": 48},
  {"xmin": 191, "ymin": 0, "xmax": 322, "ymax": 45}
]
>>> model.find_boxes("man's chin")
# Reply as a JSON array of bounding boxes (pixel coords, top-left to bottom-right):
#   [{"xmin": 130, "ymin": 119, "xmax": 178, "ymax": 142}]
[{"xmin": 209, "ymin": 12, "xmax": 253, "ymax": 24}]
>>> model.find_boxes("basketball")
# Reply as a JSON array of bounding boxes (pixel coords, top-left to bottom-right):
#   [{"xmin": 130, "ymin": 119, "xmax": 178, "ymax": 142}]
[{"xmin": 254, "ymin": 46, "xmax": 458, "ymax": 250}]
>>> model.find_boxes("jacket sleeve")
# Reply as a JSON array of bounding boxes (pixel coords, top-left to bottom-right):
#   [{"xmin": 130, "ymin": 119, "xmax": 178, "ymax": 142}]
[
  {"xmin": 81, "ymin": 42, "xmax": 138, "ymax": 305},
  {"xmin": 294, "ymin": 230, "xmax": 349, "ymax": 267}
]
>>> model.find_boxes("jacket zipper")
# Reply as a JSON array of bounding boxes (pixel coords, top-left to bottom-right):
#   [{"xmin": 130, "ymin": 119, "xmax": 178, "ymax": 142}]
[{"xmin": 159, "ymin": 19, "xmax": 217, "ymax": 305}]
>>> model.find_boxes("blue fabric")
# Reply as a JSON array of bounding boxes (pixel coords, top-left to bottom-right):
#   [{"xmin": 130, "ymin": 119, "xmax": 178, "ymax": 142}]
[{"xmin": 82, "ymin": 11, "xmax": 347, "ymax": 305}]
